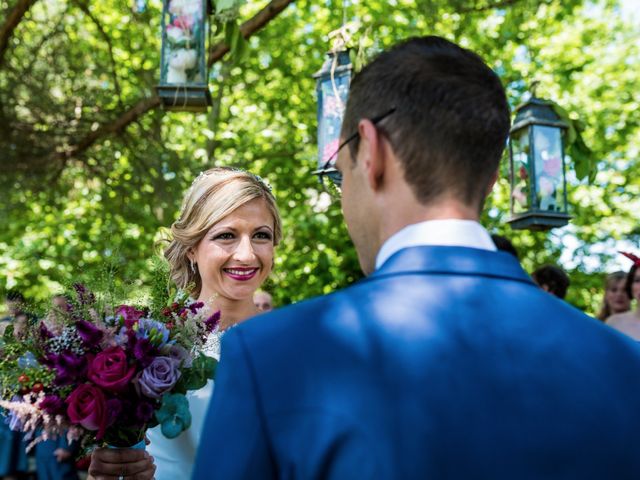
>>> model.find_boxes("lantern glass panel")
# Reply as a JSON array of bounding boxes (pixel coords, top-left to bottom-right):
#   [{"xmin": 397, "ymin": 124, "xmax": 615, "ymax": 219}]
[
  {"xmin": 161, "ymin": 0, "xmax": 207, "ymax": 86},
  {"xmin": 510, "ymin": 128, "xmax": 531, "ymax": 214},
  {"xmin": 532, "ymin": 125, "xmax": 565, "ymax": 213},
  {"xmin": 317, "ymin": 63, "xmax": 350, "ymax": 168}
]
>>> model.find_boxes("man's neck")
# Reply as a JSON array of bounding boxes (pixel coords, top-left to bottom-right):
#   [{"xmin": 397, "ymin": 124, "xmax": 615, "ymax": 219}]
[{"xmin": 378, "ymin": 197, "xmax": 480, "ymax": 251}]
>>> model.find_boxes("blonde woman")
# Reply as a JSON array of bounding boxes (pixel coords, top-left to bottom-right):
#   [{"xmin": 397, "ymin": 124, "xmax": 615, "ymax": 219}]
[
  {"xmin": 606, "ymin": 254, "xmax": 640, "ymax": 340},
  {"xmin": 596, "ymin": 271, "xmax": 630, "ymax": 321},
  {"xmin": 88, "ymin": 167, "xmax": 281, "ymax": 480}
]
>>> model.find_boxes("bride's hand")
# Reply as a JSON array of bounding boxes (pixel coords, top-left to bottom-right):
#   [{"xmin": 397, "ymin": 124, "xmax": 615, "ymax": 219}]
[{"xmin": 88, "ymin": 447, "xmax": 156, "ymax": 480}]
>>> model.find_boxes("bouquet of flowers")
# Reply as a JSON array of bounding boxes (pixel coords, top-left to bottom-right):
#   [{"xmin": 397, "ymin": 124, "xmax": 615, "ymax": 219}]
[{"xmin": 0, "ymin": 284, "xmax": 220, "ymax": 450}]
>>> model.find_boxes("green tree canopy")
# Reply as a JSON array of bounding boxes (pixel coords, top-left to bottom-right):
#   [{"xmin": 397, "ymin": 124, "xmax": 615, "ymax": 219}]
[{"xmin": 0, "ymin": 0, "xmax": 638, "ymax": 315}]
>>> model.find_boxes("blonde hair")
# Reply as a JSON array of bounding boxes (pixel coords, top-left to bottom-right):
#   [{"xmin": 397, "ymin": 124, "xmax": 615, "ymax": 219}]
[
  {"xmin": 596, "ymin": 271, "xmax": 628, "ymax": 321},
  {"xmin": 164, "ymin": 167, "xmax": 282, "ymax": 298}
]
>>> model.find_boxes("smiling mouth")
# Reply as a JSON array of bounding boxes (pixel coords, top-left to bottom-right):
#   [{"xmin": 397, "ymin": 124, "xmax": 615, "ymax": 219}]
[{"xmin": 223, "ymin": 268, "xmax": 259, "ymax": 281}]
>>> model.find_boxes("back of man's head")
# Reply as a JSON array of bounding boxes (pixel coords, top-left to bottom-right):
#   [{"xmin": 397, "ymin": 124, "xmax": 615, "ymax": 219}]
[
  {"xmin": 342, "ymin": 36, "xmax": 510, "ymax": 210},
  {"xmin": 532, "ymin": 265, "xmax": 570, "ymax": 299}
]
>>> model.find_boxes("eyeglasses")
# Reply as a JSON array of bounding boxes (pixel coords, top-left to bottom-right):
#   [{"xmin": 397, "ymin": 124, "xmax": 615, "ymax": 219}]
[{"xmin": 313, "ymin": 107, "xmax": 396, "ymax": 196}]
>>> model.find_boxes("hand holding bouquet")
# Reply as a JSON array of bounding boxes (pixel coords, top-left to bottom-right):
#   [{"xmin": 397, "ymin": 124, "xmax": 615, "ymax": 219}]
[{"xmin": 0, "ymin": 284, "xmax": 220, "ymax": 451}]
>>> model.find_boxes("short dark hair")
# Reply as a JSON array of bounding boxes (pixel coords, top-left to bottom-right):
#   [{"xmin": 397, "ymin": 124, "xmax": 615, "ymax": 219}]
[
  {"xmin": 342, "ymin": 36, "xmax": 510, "ymax": 209},
  {"xmin": 491, "ymin": 234, "xmax": 519, "ymax": 259},
  {"xmin": 625, "ymin": 264, "xmax": 638, "ymax": 300},
  {"xmin": 532, "ymin": 265, "xmax": 570, "ymax": 299}
]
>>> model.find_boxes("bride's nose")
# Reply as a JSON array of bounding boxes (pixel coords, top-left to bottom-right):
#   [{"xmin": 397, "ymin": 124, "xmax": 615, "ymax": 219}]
[{"xmin": 233, "ymin": 235, "xmax": 257, "ymax": 263}]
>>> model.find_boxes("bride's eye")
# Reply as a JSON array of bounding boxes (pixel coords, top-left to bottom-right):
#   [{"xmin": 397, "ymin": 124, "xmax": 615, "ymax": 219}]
[
  {"xmin": 254, "ymin": 231, "xmax": 272, "ymax": 240},
  {"xmin": 213, "ymin": 232, "xmax": 234, "ymax": 240}
]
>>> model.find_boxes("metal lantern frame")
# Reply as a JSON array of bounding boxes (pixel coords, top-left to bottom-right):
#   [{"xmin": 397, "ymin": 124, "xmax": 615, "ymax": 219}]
[
  {"xmin": 156, "ymin": 0, "xmax": 212, "ymax": 112},
  {"xmin": 312, "ymin": 48, "xmax": 353, "ymax": 185},
  {"xmin": 508, "ymin": 96, "xmax": 571, "ymax": 230}
]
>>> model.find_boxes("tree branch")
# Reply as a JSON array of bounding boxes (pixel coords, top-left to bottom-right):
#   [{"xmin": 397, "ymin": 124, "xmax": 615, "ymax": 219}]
[
  {"xmin": 0, "ymin": 0, "xmax": 38, "ymax": 67},
  {"xmin": 208, "ymin": 0, "xmax": 295, "ymax": 66},
  {"xmin": 57, "ymin": 0, "xmax": 295, "ymax": 163}
]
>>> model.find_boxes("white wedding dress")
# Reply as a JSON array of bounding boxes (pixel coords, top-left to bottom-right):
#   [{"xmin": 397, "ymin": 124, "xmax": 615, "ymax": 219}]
[{"xmin": 147, "ymin": 330, "xmax": 222, "ymax": 480}]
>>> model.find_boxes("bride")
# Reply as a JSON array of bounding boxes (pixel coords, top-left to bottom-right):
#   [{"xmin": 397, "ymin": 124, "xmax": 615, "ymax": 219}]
[{"xmin": 88, "ymin": 167, "xmax": 281, "ymax": 480}]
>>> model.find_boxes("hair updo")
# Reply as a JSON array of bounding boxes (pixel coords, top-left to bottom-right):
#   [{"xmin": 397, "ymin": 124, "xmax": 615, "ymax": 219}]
[{"xmin": 164, "ymin": 167, "xmax": 282, "ymax": 298}]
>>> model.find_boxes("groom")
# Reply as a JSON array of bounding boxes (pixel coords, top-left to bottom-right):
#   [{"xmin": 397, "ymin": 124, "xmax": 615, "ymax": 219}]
[{"xmin": 193, "ymin": 36, "xmax": 640, "ymax": 478}]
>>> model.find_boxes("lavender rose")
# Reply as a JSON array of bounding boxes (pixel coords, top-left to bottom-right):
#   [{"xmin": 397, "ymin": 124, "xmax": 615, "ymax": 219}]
[{"xmin": 137, "ymin": 357, "xmax": 181, "ymax": 399}]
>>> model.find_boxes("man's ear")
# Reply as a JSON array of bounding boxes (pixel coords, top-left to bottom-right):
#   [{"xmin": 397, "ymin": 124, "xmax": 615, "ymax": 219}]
[{"xmin": 357, "ymin": 119, "xmax": 385, "ymax": 191}]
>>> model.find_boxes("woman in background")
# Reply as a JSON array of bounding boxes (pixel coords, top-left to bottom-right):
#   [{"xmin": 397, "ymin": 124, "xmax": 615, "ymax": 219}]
[
  {"xmin": 596, "ymin": 271, "xmax": 630, "ymax": 321},
  {"xmin": 606, "ymin": 254, "xmax": 640, "ymax": 340}
]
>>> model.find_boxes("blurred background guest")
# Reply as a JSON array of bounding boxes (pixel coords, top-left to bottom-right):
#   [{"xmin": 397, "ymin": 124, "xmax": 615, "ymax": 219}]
[
  {"xmin": 0, "ymin": 291, "xmax": 29, "ymax": 480},
  {"xmin": 34, "ymin": 435, "xmax": 79, "ymax": 480},
  {"xmin": 606, "ymin": 254, "xmax": 640, "ymax": 340},
  {"xmin": 254, "ymin": 291, "xmax": 273, "ymax": 312},
  {"xmin": 596, "ymin": 271, "xmax": 630, "ymax": 321},
  {"xmin": 532, "ymin": 265, "xmax": 570, "ymax": 300},
  {"xmin": 491, "ymin": 234, "xmax": 519, "ymax": 260}
]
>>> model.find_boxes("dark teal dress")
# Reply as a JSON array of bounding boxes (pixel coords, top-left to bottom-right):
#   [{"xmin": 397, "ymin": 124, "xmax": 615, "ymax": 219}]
[
  {"xmin": 35, "ymin": 435, "xmax": 79, "ymax": 480},
  {"xmin": 0, "ymin": 411, "xmax": 28, "ymax": 476}
]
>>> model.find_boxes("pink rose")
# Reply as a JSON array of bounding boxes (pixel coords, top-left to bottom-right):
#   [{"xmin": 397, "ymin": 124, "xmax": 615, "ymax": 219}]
[
  {"xmin": 66, "ymin": 384, "xmax": 108, "ymax": 439},
  {"xmin": 88, "ymin": 347, "xmax": 136, "ymax": 392}
]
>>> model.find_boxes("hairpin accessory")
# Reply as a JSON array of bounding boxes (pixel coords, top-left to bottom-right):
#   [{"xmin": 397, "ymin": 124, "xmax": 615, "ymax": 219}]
[{"xmin": 619, "ymin": 251, "xmax": 640, "ymax": 266}]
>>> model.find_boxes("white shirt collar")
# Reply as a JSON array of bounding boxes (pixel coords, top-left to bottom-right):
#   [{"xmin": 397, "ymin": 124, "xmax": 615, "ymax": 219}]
[{"xmin": 375, "ymin": 219, "xmax": 497, "ymax": 270}]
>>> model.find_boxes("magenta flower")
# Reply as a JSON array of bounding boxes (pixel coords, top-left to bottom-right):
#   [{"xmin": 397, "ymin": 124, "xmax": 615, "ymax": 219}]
[
  {"xmin": 76, "ymin": 320, "xmax": 104, "ymax": 347},
  {"xmin": 40, "ymin": 395, "xmax": 66, "ymax": 415},
  {"xmin": 66, "ymin": 384, "xmax": 108, "ymax": 439},
  {"xmin": 88, "ymin": 347, "xmax": 136, "ymax": 392},
  {"xmin": 115, "ymin": 305, "xmax": 145, "ymax": 328},
  {"xmin": 204, "ymin": 311, "xmax": 221, "ymax": 333}
]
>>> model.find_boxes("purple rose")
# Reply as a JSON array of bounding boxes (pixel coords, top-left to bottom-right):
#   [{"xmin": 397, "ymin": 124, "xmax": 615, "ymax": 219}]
[
  {"xmin": 137, "ymin": 357, "xmax": 181, "ymax": 399},
  {"xmin": 76, "ymin": 320, "xmax": 104, "ymax": 347},
  {"xmin": 164, "ymin": 344, "xmax": 192, "ymax": 368}
]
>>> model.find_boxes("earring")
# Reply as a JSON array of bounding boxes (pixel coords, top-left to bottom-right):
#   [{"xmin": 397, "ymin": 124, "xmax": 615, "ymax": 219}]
[{"xmin": 190, "ymin": 259, "xmax": 197, "ymax": 274}]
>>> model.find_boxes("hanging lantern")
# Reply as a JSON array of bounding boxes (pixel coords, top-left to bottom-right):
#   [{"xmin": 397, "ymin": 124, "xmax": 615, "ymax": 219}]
[
  {"xmin": 156, "ymin": 0, "xmax": 212, "ymax": 111},
  {"xmin": 508, "ymin": 93, "xmax": 571, "ymax": 230},
  {"xmin": 312, "ymin": 47, "xmax": 352, "ymax": 185}
]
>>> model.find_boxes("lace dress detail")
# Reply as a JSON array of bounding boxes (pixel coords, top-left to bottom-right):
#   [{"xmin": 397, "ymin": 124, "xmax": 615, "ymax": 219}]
[
  {"xmin": 202, "ymin": 329, "xmax": 223, "ymax": 360},
  {"xmin": 147, "ymin": 329, "xmax": 225, "ymax": 480}
]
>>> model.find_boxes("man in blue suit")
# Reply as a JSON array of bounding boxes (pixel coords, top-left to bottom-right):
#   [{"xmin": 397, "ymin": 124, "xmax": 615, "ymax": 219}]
[{"xmin": 193, "ymin": 36, "xmax": 640, "ymax": 479}]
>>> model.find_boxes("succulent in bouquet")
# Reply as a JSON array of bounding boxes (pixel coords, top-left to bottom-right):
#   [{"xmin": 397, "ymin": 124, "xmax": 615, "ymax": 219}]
[{"xmin": 0, "ymin": 283, "xmax": 220, "ymax": 451}]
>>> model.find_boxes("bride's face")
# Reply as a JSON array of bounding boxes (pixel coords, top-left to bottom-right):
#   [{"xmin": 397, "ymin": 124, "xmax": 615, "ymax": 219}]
[{"xmin": 193, "ymin": 198, "xmax": 275, "ymax": 302}]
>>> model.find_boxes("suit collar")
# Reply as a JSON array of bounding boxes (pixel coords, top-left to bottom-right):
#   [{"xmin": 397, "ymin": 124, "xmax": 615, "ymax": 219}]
[{"xmin": 368, "ymin": 246, "xmax": 534, "ymax": 285}]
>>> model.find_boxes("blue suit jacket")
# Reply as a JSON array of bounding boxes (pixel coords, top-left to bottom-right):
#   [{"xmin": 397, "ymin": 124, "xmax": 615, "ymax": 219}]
[{"xmin": 193, "ymin": 246, "xmax": 640, "ymax": 479}]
